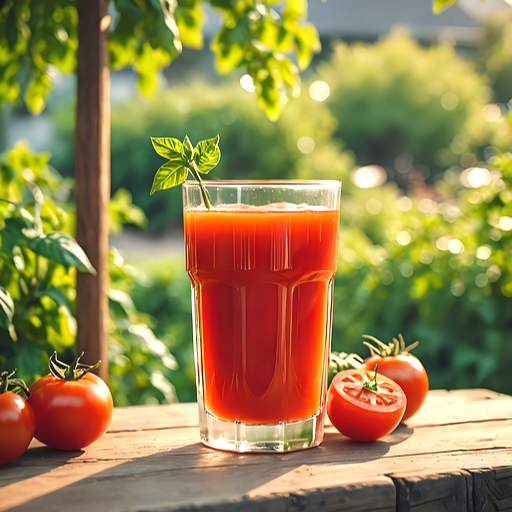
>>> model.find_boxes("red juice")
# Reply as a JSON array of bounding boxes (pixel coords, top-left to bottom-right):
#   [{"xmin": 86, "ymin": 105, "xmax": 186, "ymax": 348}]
[{"xmin": 184, "ymin": 205, "xmax": 339, "ymax": 424}]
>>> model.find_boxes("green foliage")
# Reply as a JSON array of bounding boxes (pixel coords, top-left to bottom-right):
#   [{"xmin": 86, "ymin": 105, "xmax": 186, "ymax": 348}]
[
  {"xmin": 317, "ymin": 32, "xmax": 496, "ymax": 176},
  {"xmin": 432, "ymin": 0, "xmax": 458, "ymax": 14},
  {"xmin": 331, "ymin": 143, "xmax": 512, "ymax": 393},
  {"xmin": 477, "ymin": 11, "xmax": 512, "ymax": 104},
  {"xmin": 0, "ymin": 0, "xmax": 319, "ymax": 119},
  {"xmin": 51, "ymin": 79, "xmax": 352, "ymax": 228},
  {"xmin": 0, "ymin": 142, "xmax": 177, "ymax": 406}
]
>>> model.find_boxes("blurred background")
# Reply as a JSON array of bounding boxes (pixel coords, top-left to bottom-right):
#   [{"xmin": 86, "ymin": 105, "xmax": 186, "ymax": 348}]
[{"xmin": 1, "ymin": 0, "xmax": 512, "ymax": 405}]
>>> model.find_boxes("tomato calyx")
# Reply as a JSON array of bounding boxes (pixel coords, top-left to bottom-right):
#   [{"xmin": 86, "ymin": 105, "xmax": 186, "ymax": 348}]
[
  {"xmin": 362, "ymin": 364, "xmax": 379, "ymax": 392},
  {"xmin": 362, "ymin": 333, "xmax": 419, "ymax": 358},
  {"xmin": 0, "ymin": 370, "xmax": 31, "ymax": 399},
  {"xmin": 49, "ymin": 352, "xmax": 101, "ymax": 381}
]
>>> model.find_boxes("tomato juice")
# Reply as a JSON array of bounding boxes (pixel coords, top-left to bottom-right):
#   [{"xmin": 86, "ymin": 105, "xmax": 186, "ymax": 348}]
[{"xmin": 184, "ymin": 204, "xmax": 339, "ymax": 424}]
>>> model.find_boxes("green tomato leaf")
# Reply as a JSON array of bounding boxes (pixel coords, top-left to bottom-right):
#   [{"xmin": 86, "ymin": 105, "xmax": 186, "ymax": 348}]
[
  {"xmin": 182, "ymin": 135, "xmax": 194, "ymax": 160},
  {"xmin": 150, "ymin": 160, "xmax": 189, "ymax": 195},
  {"xmin": 0, "ymin": 286, "xmax": 15, "ymax": 331},
  {"xmin": 28, "ymin": 231, "xmax": 96, "ymax": 274},
  {"xmin": 151, "ymin": 137, "xmax": 184, "ymax": 161},
  {"xmin": 0, "ymin": 215, "xmax": 41, "ymax": 257},
  {"xmin": 193, "ymin": 135, "xmax": 221, "ymax": 173},
  {"xmin": 432, "ymin": 0, "xmax": 458, "ymax": 13},
  {"xmin": 35, "ymin": 286, "xmax": 72, "ymax": 314}
]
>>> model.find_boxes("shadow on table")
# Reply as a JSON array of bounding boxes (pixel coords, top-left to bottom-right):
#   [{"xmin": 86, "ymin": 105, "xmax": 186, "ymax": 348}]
[
  {"xmin": 0, "ymin": 446, "xmax": 84, "ymax": 489},
  {"xmin": 3, "ymin": 425, "xmax": 413, "ymax": 512}
]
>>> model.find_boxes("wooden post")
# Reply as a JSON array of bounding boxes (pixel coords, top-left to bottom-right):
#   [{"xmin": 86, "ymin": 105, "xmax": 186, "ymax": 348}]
[{"xmin": 74, "ymin": 0, "xmax": 110, "ymax": 382}]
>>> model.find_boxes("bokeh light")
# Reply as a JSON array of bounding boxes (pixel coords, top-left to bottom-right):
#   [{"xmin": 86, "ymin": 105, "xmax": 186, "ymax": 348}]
[
  {"xmin": 448, "ymin": 239, "xmax": 464, "ymax": 254},
  {"xmin": 436, "ymin": 236, "xmax": 450, "ymax": 250},
  {"xmin": 460, "ymin": 167, "xmax": 491, "ymax": 188},
  {"xmin": 397, "ymin": 196, "xmax": 413, "ymax": 211},
  {"xmin": 476, "ymin": 246, "xmax": 492, "ymax": 260},
  {"xmin": 351, "ymin": 165, "xmax": 387, "ymax": 188},
  {"xmin": 475, "ymin": 274, "xmax": 489, "ymax": 288},
  {"xmin": 400, "ymin": 263, "xmax": 413, "ymax": 277},
  {"xmin": 482, "ymin": 104, "xmax": 501, "ymax": 122},
  {"xmin": 396, "ymin": 231, "xmax": 411, "ymax": 246},
  {"xmin": 451, "ymin": 282, "xmax": 465, "ymax": 297},
  {"xmin": 499, "ymin": 216, "xmax": 512, "ymax": 231},
  {"xmin": 419, "ymin": 250, "xmax": 433, "ymax": 264},
  {"xmin": 240, "ymin": 74, "xmax": 255, "ymax": 92},
  {"xmin": 297, "ymin": 136, "xmax": 315, "ymax": 154},
  {"xmin": 440, "ymin": 92, "xmax": 459, "ymax": 110},
  {"xmin": 309, "ymin": 81, "xmax": 330, "ymax": 102}
]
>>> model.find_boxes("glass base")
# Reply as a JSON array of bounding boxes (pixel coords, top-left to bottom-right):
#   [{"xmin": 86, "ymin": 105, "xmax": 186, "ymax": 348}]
[{"xmin": 197, "ymin": 400, "xmax": 325, "ymax": 453}]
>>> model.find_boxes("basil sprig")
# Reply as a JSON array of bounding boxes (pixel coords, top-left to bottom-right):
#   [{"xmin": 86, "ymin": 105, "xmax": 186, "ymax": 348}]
[{"xmin": 150, "ymin": 134, "xmax": 221, "ymax": 209}]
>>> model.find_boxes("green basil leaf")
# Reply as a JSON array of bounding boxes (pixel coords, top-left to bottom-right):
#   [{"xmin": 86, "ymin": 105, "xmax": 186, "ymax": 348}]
[
  {"xmin": 0, "ymin": 286, "xmax": 15, "ymax": 331},
  {"xmin": 151, "ymin": 137, "xmax": 184, "ymax": 161},
  {"xmin": 182, "ymin": 135, "xmax": 194, "ymax": 160},
  {"xmin": 193, "ymin": 135, "xmax": 221, "ymax": 173},
  {"xmin": 432, "ymin": 0, "xmax": 458, "ymax": 13},
  {"xmin": 28, "ymin": 231, "xmax": 96, "ymax": 275},
  {"xmin": 150, "ymin": 160, "xmax": 189, "ymax": 195},
  {"xmin": 35, "ymin": 286, "xmax": 72, "ymax": 314}
]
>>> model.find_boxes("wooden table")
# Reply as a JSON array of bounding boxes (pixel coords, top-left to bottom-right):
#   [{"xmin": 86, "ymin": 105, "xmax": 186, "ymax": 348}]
[{"xmin": 1, "ymin": 389, "xmax": 511, "ymax": 512}]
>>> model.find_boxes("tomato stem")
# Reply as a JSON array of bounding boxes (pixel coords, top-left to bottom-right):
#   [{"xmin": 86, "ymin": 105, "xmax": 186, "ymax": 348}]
[
  {"xmin": 0, "ymin": 369, "xmax": 31, "ymax": 399},
  {"xmin": 49, "ymin": 352, "xmax": 102, "ymax": 381},
  {"xmin": 363, "ymin": 364, "xmax": 379, "ymax": 392},
  {"xmin": 362, "ymin": 333, "xmax": 419, "ymax": 357}
]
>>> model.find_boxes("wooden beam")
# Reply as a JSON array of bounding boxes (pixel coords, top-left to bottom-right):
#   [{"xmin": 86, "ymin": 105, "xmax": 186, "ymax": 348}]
[{"xmin": 74, "ymin": 0, "xmax": 110, "ymax": 382}]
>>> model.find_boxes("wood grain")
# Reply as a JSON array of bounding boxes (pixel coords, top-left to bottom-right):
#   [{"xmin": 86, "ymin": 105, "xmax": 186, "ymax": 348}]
[
  {"xmin": 74, "ymin": 0, "xmax": 110, "ymax": 381},
  {"xmin": 1, "ymin": 390, "xmax": 512, "ymax": 512}
]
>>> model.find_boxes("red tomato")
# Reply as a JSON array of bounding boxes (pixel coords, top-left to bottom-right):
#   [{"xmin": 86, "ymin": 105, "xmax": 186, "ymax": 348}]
[
  {"xmin": 29, "ymin": 373, "xmax": 113, "ymax": 450},
  {"xmin": 0, "ymin": 392, "xmax": 36, "ymax": 465},
  {"xmin": 326, "ymin": 369, "xmax": 406, "ymax": 441},
  {"xmin": 363, "ymin": 355, "xmax": 428, "ymax": 422}
]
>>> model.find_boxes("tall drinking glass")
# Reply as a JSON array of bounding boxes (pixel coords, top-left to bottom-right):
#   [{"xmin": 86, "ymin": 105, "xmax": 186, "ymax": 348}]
[{"xmin": 183, "ymin": 180, "xmax": 341, "ymax": 452}]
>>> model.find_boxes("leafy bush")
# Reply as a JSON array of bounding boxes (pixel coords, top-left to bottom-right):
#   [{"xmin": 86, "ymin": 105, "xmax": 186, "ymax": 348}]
[
  {"xmin": 51, "ymin": 81, "xmax": 352, "ymax": 229},
  {"xmin": 0, "ymin": 143, "xmax": 178, "ymax": 406},
  {"xmin": 332, "ymin": 124, "xmax": 512, "ymax": 394},
  {"xmin": 478, "ymin": 11, "xmax": 512, "ymax": 104},
  {"xmin": 317, "ymin": 32, "xmax": 496, "ymax": 176}
]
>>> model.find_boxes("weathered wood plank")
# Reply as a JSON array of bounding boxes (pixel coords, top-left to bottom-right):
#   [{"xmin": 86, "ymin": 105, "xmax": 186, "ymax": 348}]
[
  {"xmin": 108, "ymin": 402, "xmax": 199, "ymax": 432},
  {"xmin": 471, "ymin": 467, "xmax": 512, "ymax": 512},
  {"xmin": 392, "ymin": 471, "xmax": 473, "ymax": 512},
  {"xmin": 107, "ymin": 389, "xmax": 512, "ymax": 433}
]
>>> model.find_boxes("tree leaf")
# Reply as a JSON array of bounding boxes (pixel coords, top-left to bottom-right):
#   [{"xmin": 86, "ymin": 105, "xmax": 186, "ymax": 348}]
[
  {"xmin": 151, "ymin": 137, "xmax": 184, "ymax": 161},
  {"xmin": 193, "ymin": 135, "xmax": 221, "ymax": 173},
  {"xmin": 35, "ymin": 286, "xmax": 72, "ymax": 314},
  {"xmin": 28, "ymin": 231, "xmax": 96, "ymax": 274},
  {"xmin": 182, "ymin": 135, "xmax": 194, "ymax": 160},
  {"xmin": 150, "ymin": 160, "xmax": 189, "ymax": 194},
  {"xmin": 432, "ymin": 0, "xmax": 458, "ymax": 13},
  {"xmin": 293, "ymin": 23, "xmax": 321, "ymax": 71},
  {"xmin": 0, "ymin": 286, "xmax": 15, "ymax": 331}
]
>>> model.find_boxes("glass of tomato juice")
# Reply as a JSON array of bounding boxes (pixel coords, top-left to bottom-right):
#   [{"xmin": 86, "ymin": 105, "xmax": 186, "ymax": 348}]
[{"xmin": 183, "ymin": 180, "xmax": 341, "ymax": 452}]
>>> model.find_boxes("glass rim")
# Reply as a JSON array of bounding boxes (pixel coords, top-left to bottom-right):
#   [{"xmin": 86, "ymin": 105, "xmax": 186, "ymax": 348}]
[{"xmin": 182, "ymin": 179, "xmax": 342, "ymax": 188}]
